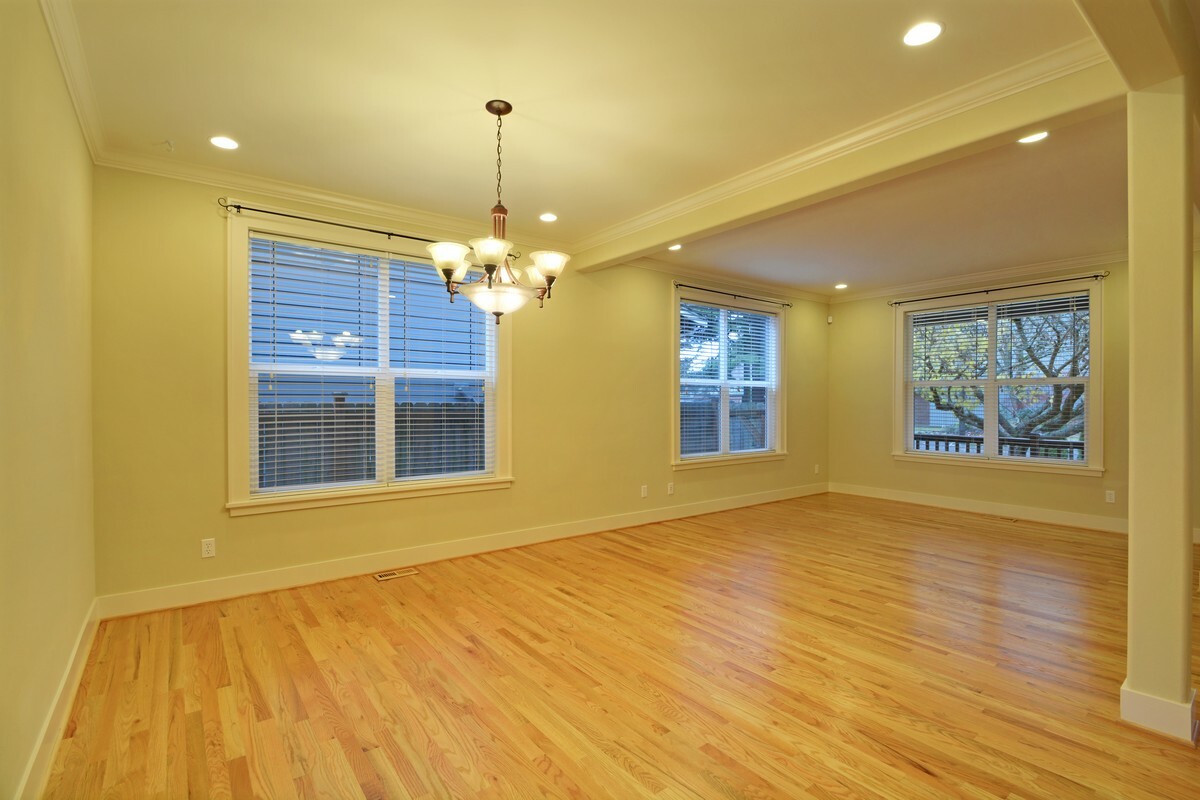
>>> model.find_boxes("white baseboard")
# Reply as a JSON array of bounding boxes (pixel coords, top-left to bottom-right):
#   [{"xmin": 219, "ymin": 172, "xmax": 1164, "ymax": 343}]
[
  {"xmin": 827, "ymin": 482, "xmax": 1127, "ymax": 534},
  {"xmin": 96, "ymin": 483, "xmax": 828, "ymax": 619},
  {"xmin": 17, "ymin": 598, "xmax": 99, "ymax": 800},
  {"xmin": 1120, "ymin": 682, "xmax": 1198, "ymax": 743}
]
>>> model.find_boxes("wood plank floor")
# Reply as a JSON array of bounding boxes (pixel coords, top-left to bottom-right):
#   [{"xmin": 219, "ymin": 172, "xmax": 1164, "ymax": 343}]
[{"xmin": 44, "ymin": 494, "xmax": 1200, "ymax": 798}]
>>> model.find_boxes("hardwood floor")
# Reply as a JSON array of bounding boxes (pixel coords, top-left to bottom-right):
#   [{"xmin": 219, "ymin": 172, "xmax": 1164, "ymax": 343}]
[{"xmin": 45, "ymin": 494, "xmax": 1200, "ymax": 798}]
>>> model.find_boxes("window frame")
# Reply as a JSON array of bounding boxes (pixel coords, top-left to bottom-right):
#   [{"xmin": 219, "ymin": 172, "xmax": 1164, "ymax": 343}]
[
  {"xmin": 672, "ymin": 287, "xmax": 787, "ymax": 470},
  {"xmin": 226, "ymin": 212, "xmax": 513, "ymax": 516},
  {"xmin": 891, "ymin": 278, "xmax": 1104, "ymax": 476}
]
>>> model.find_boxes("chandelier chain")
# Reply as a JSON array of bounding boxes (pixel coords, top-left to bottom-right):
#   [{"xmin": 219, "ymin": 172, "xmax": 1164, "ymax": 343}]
[
  {"xmin": 421, "ymin": 100, "xmax": 568, "ymax": 322},
  {"xmin": 495, "ymin": 115, "xmax": 504, "ymax": 207}
]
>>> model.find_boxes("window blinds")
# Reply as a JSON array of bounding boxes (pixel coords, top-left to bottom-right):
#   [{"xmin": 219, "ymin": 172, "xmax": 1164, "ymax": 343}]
[
  {"xmin": 679, "ymin": 300, "xmax": 777, "ymax": 458},
  {"xmin": 995, "ymin": 293, "xmax": 1089, "ymax": 461},
  {"xmin": 249, "ymin": 236, "xmax": 495, "ymax": 494},
  {"xmin": 905, "ymin": 291, "xmax": 1090, "ymax": 463}
]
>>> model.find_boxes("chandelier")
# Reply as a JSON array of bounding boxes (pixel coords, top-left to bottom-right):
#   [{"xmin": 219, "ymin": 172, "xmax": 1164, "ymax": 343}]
[{"xmin": 426, "ymin": 100, "xmax": 570, "ymax": 323}]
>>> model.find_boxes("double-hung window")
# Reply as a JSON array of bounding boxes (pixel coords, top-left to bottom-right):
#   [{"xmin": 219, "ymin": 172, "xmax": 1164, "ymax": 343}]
[
  {"xmin": 676, "ymin": 293, "xmax": 783, "ymax": 464},
  {"xmin": 227, "ymin": 215, "xmax": 510, "ymax": 514},
  {"xmin": 895, "ymin": 279, "xmax": 1102, "ymax": 473}
]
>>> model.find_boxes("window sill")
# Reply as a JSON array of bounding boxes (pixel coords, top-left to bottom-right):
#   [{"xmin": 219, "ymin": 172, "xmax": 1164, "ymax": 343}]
[
  {"xmin": 892, "ymin": 452, "xmax": 1103, "ymax": 477},
  {"xmin": 227, "ymin": 476, "xmax": 513, "ymax": 516},
  {"xmin": 672, "ymin": 451, "xmax": 786, "ymax": 471}
]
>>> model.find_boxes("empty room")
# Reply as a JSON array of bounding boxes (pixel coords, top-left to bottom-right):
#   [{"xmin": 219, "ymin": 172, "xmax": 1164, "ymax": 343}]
[{"xmin": 4, "ymin": 0, "xmax": 1200, "ymax": 797}]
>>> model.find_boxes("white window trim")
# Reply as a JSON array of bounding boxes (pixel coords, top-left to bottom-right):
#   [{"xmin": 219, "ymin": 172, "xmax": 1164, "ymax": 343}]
[
  {"xmin": 671, "ymin": 286, "xmax": 787, "ymax": 468},
  {"xmin": 226, "ymin": 211, "xmax": 514, "ymax": 515},
  {"xmin": 891, "ymin": 277, "xmax": 1104, "ymax": 476}
]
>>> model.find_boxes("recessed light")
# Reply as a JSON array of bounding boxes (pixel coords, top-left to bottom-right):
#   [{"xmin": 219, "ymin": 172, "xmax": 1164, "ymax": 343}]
[
  {"xmin": 668, "ymin": 244, "xmax": 682, "ymax": 251},
  {"xmin": 835, "ymin": 283, "xmax": 848, "ymax": 290},
  {"xmin": 539, "ymin": 212, "xmax": 557, "ymax": 222},
  {"xmin": 210, "ymin": 136, "xmax": 239, "ymax": 150},
  {"xmin": 1018, "ymin": 131, "xmax": 1049, "ymax": 144},
  {"xmin": 903, "ymin": 21, "xmax": 942, "ymax": 46}
]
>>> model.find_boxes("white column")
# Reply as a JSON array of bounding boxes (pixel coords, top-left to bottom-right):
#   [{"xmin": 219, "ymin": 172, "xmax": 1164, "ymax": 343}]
[{"xmin": 1122, "ymin": 73, "xmax": 1195, "ymax": 742}]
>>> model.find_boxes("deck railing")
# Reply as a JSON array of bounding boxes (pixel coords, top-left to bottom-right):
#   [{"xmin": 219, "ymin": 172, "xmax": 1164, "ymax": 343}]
[{"xmin": 912, "ymin": 432, "xmax": 1085, "ymax": 460}]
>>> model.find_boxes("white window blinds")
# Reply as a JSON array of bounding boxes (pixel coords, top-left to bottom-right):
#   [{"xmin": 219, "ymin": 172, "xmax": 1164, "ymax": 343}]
[
  {"xmin": 679, "ymin": 299, "xmax": 779, "ymax": 459},
  {"xmin": 904, "ymin": 290, "xmax": 1091, "ymax": 463},
  {"xmin": 249, "ymin": 235, "xmax": 495, "ymax": 494}
]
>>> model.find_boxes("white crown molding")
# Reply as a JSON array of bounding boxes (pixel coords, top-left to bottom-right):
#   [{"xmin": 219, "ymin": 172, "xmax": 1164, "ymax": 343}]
[
  {"xmin": 638, "ymin": 241, "xmax": 1142, "ymax": 309},
  {"xmin": 630, "ymin": 257, "xmax": 832, "ymax": 305},
  {"xmin": 573, "ymin": 38, "xmax": 1111, "ymax": 253},
  {"xmin": 38, "ymin": 0, "xmax": 104, "ymax": 160},
  {"xmin": 828, "ymin": 249, "xmax": 1130, "ymax": 305},
  {"xmin": 101, "ymin": 151, "xmax": 481, "ymax": 242},
  {"xmin": 37, "ymin": 0, "xmax": 569, "ymax": 249},
  {"xmin": 95, "ymin": 151, "xmax": 573, "ymax": 251},
  {"xmin": 822, "ymin": 225, "xmax": 1200, "ymax": 306},
  {"xmin": 43, "ymin": 0, "xmax": 1107, "ymax": 259}
]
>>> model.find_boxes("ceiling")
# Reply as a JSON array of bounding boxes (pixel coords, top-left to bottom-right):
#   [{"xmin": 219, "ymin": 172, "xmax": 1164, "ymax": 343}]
[
  {"xmin": 669, "ymin": 110, "xmax": 1129, "ymax": 296},
  {"xmin": 51, "ymin": 0, "xmax": 1142, "ymax": 297}
]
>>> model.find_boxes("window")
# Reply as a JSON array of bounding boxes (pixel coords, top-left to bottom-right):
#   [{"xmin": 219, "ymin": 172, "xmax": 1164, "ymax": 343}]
[
  {"xmin": 676, "ymin": 293, "xmax": 783, "ymax": 464},
  {"xmin": 228, "ymin": 215, "xmax": 511, "ymax": 514},
  {"xmin": 895, "ymin": 280, "xmax": 1102, "ymax": 472}
]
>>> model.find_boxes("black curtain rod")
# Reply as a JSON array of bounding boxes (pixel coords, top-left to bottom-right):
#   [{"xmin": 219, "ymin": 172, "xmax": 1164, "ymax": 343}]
[
  {"xmin": 217, "ymin": 198, "xmax": 439, "ymax": 245},
  {"xmin": 674, "ymin": 282, "xmax": 793, "ymax": 308},
  {"xmin": 887, "ymin": 272, "xmax": 1109, "ymax": 307}
]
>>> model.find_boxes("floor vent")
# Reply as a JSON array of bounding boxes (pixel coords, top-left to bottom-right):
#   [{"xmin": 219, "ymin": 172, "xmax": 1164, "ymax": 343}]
[{"xmin": 373, "ymin": 567, "xmax": 420, "ymax": 581}]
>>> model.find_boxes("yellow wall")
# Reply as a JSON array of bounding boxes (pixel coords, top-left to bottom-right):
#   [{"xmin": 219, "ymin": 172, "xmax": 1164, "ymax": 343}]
[
  {"xmin": 87, "ymin": 166, "xmax": 1196, "ymax": 601},
  {"xmin": 91, "ymin": 167, "xmax": 828, "ymax": 595},
  {"xmin": 827, "ymin": 266, "xmax": 1130, "ymax": 520},
  {"xmin": 0, "ymin": 0, "xmax": 96, "ymax": 794},
  {"xmin": 829, "ymin": 259, "xmax": 1199, "ymax": 526}
]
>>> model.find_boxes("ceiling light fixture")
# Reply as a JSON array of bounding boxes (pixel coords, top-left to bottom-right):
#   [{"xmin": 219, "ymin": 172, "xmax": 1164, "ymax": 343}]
[
  {"xmin": 668, "ymin": 244, "xmax": 683, "ymax": 251},
  {"xmin": 209, "ymin": 135, "xmax": 239, "ymax": 150},
  {"xmin": 1018, "ymin": 131, "xmax": 1049, "ymax": 144},
  {"xmin": 427, "ymin": 100, "xmax": 569, "ymax": 324},
  {"xmin": 903, "ymin": 21, "xmax": 942, "ymax": 46},
  {"xmin": 539, "ymin": 212, "xmax": 558, "ymax": 222},
  {"xmin": 835, "ymin": 283, "xmax": 848, "ymax": 290}
]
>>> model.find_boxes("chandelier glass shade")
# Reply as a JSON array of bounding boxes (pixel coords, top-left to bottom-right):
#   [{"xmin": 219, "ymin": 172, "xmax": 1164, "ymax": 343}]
[
  {"xmin": 427, "ymin": 100, "xmax": 569, "ymax": 323},
  {"xmin": 459, "ymin": 281, "xmax": 537, "ymax": 316}
]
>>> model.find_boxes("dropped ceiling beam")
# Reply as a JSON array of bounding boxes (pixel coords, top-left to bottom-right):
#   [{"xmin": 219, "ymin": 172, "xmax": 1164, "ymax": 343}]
[{"xmin": 572, "ymin": 61, "xmax": 1125, "ymax": 274}]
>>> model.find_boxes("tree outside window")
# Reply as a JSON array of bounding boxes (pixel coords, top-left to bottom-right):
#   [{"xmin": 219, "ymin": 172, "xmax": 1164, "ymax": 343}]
[
  {"xmin": 678, "ymin": 298, "xmax": 780, "ymax": 460},
  {"xmin": 905, "ymin": 291, "xmax": 1093, "ymax": 463}
]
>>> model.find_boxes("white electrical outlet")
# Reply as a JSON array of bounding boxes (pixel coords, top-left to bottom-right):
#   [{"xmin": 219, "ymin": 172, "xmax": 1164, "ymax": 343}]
[
  {"xmin": 640, "ymin": 485, "xmax": 648, "ymax": 498},
  {"xmin": 1104, "ymin": 490, "xmax": 1115, "ymax": 504},
  {"xmin": 201, "ymin": 538, "xmax": 216, "ymax": 558},
  {"xmin": 667, "ymin": 482, "xmax": 675, "ymax": 496},
  {"xmin": 814, "ymin": 464, "xmax": 820, "ymax": 474}
]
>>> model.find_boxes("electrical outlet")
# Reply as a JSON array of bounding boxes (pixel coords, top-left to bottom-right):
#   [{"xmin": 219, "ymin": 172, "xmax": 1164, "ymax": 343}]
[
  {"xmin": 640, "ymin": 485, "xmax": 648, "ymax": 498},
  {"xmin": 1104, "ymin": 490, "xmax": 1115, "ymax": 504},
  {"xmin": 201, "ymin": 538, "xmax": 216, "ymax": 558},
  {"xmin": 667, "ymin": 482, "xmax": 675, "ymax": 496},
  {"xmin": 814, "ymin": 464, "xmax": 821, "ymax": 474}
]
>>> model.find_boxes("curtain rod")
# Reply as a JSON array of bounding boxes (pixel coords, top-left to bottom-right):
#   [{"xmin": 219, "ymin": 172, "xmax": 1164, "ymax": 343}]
[
  {"xmin": 887, "ymin": 272, "xmax": 1109, "ymax": 307},
  {"xmin": 674, "ymin": 282, "xmax": 793, "ymax": 308},
  {"xmin": 217, "ymin": 197, "xmax": 439, "ymax": 245}
]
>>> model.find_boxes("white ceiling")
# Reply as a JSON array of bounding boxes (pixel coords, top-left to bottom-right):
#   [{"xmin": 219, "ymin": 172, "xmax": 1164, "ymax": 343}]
[
  {"xmin": 53, "ymin": 0, "xmax": 1133, "ymax": 296},
  {"xmin": 662, "ymin": 110, "xmax": 1128, "ymax": 296}
]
